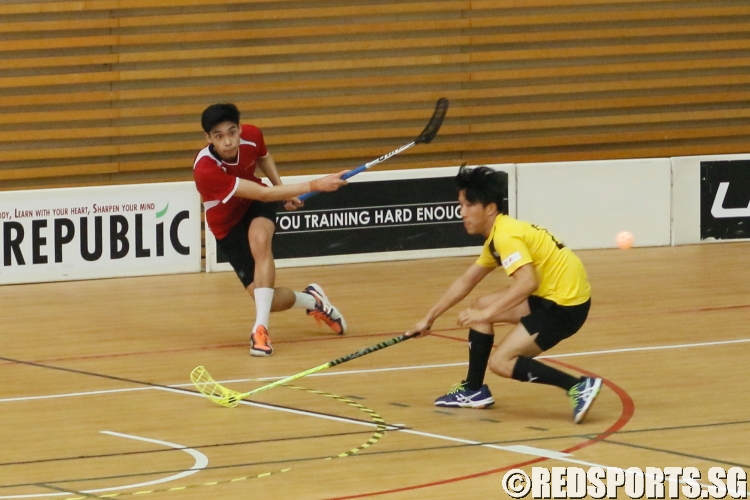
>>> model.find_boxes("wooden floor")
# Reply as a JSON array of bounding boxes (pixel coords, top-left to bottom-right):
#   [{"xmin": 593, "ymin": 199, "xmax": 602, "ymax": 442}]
[{"xmin": 1, "ymin": 242, "xmax": 749, "ymax": 499}]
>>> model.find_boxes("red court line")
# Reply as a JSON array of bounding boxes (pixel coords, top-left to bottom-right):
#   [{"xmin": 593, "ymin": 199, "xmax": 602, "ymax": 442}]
[
  {"xmin": 5, "ymin": 301, "xmax": 747, "ymax": 367},
  {"xmin": 0, "ymin": 332, "xmax": 405, "ymax": 367},
  {"xmin": 325, "ymin": 362, "xmax": 635, "ymax": 500}
]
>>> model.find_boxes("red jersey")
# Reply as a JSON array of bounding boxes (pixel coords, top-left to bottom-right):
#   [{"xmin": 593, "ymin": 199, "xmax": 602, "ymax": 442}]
[{"xmin": 193, "ymin": 124, "xmax": 268, "ymax": 239}]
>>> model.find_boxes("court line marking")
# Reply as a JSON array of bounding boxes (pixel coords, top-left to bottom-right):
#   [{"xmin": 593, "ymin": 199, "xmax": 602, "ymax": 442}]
[
  {"xmin": 50, "ymin": 386, "xmax": 390, "ymax": 500},
  {"xmin": 6, "ymin": 355, "xmax": 744, "ymax": 497},
  {"xmin": 8, "ymin": 300, "xmax": 747, "ymax": 367},
  {"xmin": 325, "ymin": 360, "xmax": 746, "ymax": 500},
  {"xmin": 0, "ymin": 432, "xmax": 207, "ymax": 499},
  {"xmin": 1, "ymin": 337, "xmax": 748, "ymax": 405},
  {"xmin": 388, "ymin": 429, "xmax": 747, "ymax": 497},
  {"xmin": 325, "ymin": 364, "xmax": 635, "ymax": 499},
  {"xmin": 181, "ymin": 336, "xmax": 750, "ymax": 383}
]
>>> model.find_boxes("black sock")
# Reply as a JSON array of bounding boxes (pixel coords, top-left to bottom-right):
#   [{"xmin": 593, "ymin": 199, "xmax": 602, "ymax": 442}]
[
  {"xmin": 511, "ymin": 356, "xmax": 580, "ymax": 391},
  {"xmin": 465, "ymin": 329, "xmax": 494, "ymax": 390}
]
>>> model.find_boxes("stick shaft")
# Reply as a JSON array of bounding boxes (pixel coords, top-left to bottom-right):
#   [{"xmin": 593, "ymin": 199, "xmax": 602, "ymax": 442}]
[
  {"xmin": 240, "ymin": 334, "xmax": 412, "ymax": 398},
  {"xmin": 344, "ymin": 142, "xmax": 416, "ymax": 179},
  {"xmin": 299, "ymin": 142, "xmax": 415, "ymax": 201},
  {"xmin": 242, "ymin": 362, "xmax": 331, "ymax": 397},
  {"xmin": 330, "ymin": 333, "xmax": 411, "ymax": 367},
  {"xmin": 299, "ymin": 97, "xmax": 446, "ymax": 201}
]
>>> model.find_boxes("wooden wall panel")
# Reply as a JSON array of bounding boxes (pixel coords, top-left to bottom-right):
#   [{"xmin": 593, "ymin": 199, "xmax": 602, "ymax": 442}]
[{"xmin": 0, "ymin": 0, "xmax": 748, "ymax": 189}]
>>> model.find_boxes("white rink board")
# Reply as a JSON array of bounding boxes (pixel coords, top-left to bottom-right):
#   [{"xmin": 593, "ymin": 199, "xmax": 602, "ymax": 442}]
[{"xmin": 516, "ymin": 159, "xmax": 672, "ymax": 250}]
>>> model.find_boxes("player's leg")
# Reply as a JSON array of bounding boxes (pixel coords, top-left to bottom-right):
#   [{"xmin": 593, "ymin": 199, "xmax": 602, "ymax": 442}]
[
  {"xmin": 488, "ymin": 296, "xmax": 601, "ymax": 423},
  {"xmin": 487, "ymin": 322, "xmax": 572, "ymax": 385},
  {"xmin": 244, "ymin": 210, "xmax": 315, "ymax": 355},
  {"xmin": 244, "ymin": 215, "xmax": 281, "ymax": 356},
  {"xmin": 246, "ymin": 202, "xmax": 347, "ymax": 346},
  {"xmin": 434, "ymin": 289, "xmax": 529, "ymax": 409},
  {"xmin": 246, "ymin": 226, "xmax": 346, "ymax": 335},
  {"xmin": 212, "ymin": 210, "xmax": 273, "ymax": 356},
  {"xmin": 243, "ymin": 219, "xmax": 312, "ymax": 313}
]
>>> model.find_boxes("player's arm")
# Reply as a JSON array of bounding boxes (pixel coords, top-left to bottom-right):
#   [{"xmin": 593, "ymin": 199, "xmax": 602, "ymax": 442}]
[
  {"xmin": 256, "ymin": 154, "xmax": 306, "ymax": 211},
  {"xmin": 408, "ymin": 264, "xmax": 494, "ymax": 337},
  {"xmin": 234, "ymin": 171, "xmax": 348, "ymax": 202},
  {"xmin": 256, "ymin": 154, "xmax": 282, "ymax": 186},
  {"xmin": 457, "ymin": 263, "xmax": 538, "ymax": 327}
]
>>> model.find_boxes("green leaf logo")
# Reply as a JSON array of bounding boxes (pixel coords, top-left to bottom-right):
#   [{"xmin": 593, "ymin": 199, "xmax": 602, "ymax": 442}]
[{"xmin": 156, "ymin": 203, "xmax": 169, "ymax": 218}]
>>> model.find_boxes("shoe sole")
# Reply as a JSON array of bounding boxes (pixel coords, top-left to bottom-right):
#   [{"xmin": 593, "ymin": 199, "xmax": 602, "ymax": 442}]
[
  {"xmin": 434, "ymin": 398, "xmax": 495, "ymax": 409},
  {"xmin": 307, "ymin": 283, "xmax": 348, "ymax": 335},
  {"xmin": 574, "ymin": 378, "xmax": 602, "ymax": 424}
]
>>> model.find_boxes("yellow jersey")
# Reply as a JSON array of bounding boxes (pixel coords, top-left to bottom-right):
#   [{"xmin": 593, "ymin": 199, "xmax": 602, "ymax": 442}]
[{"xmin": 476, "ymin": 215, "xmax": 591, "ymax": 306}]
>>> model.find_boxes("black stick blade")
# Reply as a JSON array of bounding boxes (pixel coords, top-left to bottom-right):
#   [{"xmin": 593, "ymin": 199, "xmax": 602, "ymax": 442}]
[{"xmin": 415, "ymin": 97, "xmax": 449, "ymax": 144}]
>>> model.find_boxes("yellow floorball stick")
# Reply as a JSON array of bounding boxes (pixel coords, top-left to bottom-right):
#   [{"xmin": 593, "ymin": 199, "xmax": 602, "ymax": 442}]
[{"xmin": 191, "ymin": 333, "xmax": 415, "ymax": 408}]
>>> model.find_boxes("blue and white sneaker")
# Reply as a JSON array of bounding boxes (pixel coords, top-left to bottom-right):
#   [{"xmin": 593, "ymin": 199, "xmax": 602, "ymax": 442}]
[
  {"xmin": 569, "ymin": 376, "xmax": 602, "ymax": 424},
  {"xmin": 434, "ymin": 381, "xmax": 495, "ymax": 409}
]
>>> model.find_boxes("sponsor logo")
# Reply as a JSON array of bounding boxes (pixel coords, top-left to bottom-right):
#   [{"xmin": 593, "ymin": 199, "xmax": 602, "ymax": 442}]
[
  {"xmin": 502, "ymin": 251, "xmax": 522, "ymax": 269},
  {"xmin": 701, "ymin": 160, "xmax": 750, "ymax": 240},
  {"xmin": 711, "ymin": 182, "xmax": 750, "ymax": 219},
  {"xmin": 2, "ymin": 204, "xmax": 191, "ymax": 266}
]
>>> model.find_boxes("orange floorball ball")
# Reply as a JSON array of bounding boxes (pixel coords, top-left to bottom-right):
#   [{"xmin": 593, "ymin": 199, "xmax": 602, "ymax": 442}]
[{"xmin": 616, "ymin": 231, "xmax": 634, "ymax": 249}]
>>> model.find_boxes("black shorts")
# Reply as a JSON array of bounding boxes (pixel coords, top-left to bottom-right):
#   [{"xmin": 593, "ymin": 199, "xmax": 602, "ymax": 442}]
[
  {"xmin": 520, "ymin": 296, "xmax": 591, "ymax": 351},
  {"xmin": 215, "ymin": 201, "xmax": 279, "ymax": 288}
]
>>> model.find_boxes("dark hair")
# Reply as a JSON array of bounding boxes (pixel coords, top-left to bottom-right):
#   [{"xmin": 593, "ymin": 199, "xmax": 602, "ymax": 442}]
[
  {"xmin": 201, "ymin": 103, "xmax": 240, "ymax": 133},
  {"xmin": 455, "ymin": 164, "xmax": 509, "ymax": 214}
]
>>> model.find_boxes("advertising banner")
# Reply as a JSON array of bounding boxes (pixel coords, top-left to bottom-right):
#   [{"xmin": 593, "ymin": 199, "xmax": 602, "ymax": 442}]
[
  {"xmin": 0, "ymin": 182, "xmax": 202, "ymax": 284},
  {"xmin": 700, "ymin": 159, "xmax": 750, "ymax": 241},
  {"xmin": 206, "ymin": 165, "xmax": 515, "ymax": 271}
]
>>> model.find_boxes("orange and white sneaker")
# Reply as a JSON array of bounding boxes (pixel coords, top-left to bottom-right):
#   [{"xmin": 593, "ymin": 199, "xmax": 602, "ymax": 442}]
[
  {"xmin": 303, "ymin": 284, "xmax": 347, "ymax": 335},
  {"xmin": 250, "ymin": 325, "xmax": 273, "ymax": 357}
]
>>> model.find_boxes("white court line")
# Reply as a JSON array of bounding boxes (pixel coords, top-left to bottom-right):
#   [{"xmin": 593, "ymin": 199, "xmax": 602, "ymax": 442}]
[
  {"xmin": 0, "ymin": 387, "xmax": 153, "ymax": 404},
  {"xmin": 0, "ymin": 431, "xmax": 208, "ymax": 499},
  {"xmin": 202, "ymin": 337, "xmax": 750, "ymax": 384},
  {"xmin": 2, "ymin": 337, "xmax": 749, "ymax": 404},
  {"xmin": 537, "ymin": 337, "xmax": 750, "ymax": 360},
  {"xmin": 2, "ymin": 337, "xmax": 747, "ymax": 496},
  {"xmin": 393, "ymin": 430, "xmax": 747, "ymax": 497}
]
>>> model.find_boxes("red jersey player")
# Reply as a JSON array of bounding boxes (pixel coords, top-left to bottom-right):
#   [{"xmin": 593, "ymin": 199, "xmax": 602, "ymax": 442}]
[{"xmin": 194, "ymin": 103, "xmax": 348, "ymax": 357}]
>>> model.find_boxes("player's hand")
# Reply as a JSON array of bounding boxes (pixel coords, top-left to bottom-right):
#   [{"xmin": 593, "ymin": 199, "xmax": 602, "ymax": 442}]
[
  {"xmin": 310, "ymin": 170, "xmax": 349, "ymax": 193},
  {"xmin": 284, "ymin": 197, "xmax": 303, "ymax": 211},
  {"xmin": 457, "ymin": 308, "xmax": 489, "ymax": 327},
  {"xmin": 406, "ymin": 318, "xmax": 433, "ymax": 338}
]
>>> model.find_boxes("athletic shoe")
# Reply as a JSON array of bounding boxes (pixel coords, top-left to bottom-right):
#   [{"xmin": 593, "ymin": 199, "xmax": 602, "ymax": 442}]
[
  {"xmin": 569, "ymin": 376, "xmax": 602, "ymax": 424},
  {"xmin": 303, "ymin": 284, "xmax": 347, "ymax": 335},
  {"xmin": 434, "ymin": 381, "xmax": 495, "ymax": 409},
  {"xmin": 250, "ymin": 325, "xmax": 273, "ymax": 357}
]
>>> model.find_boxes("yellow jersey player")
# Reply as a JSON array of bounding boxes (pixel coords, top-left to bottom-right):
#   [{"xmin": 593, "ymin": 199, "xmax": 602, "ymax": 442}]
[{"xmin": 407, "ymin": 165, "xmax": 602, "ymax": 424}]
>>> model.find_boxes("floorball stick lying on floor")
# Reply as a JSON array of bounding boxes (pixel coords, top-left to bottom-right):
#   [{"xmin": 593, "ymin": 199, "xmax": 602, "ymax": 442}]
[
  {"xmin": 191, "ymin": 333, "xmax": 415, "ymax": 408},
  {"xmin": 299, "ymin": 97, "xmax": 449, "ymax": 201}
]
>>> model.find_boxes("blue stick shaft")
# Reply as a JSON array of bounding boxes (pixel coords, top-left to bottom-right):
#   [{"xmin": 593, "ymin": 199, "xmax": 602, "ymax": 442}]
[{"xmin": 299, "ymin": 141, "xmax": 416, "ymax": 201}]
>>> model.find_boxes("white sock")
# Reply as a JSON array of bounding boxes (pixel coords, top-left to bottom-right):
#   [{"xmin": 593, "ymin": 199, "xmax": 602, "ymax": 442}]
[
  {"xmin": 293, "ymin": 291, "xmax": 317, "ymax": 310},
  {"xmin": 253, "ymin": 288, "xmax": 274, "ymax": 332}
]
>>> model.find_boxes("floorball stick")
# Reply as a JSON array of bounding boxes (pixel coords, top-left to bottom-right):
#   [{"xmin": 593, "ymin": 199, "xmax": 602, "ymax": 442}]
[
  {"xmin": 299, "ymin": 97, "xmax": 449, "ymax": 201},
  {"xmin": 191, "ymin": 333, "xmax": 415, "ymax": 408}
]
